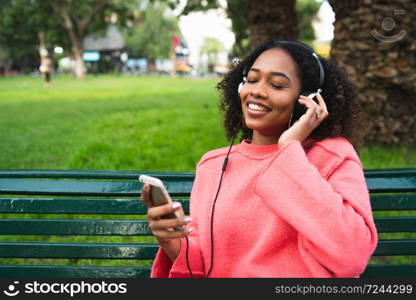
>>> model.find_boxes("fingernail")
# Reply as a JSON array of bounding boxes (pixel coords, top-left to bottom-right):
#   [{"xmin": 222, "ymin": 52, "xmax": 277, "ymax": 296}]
[
  {"xmin": 172, "ymin": 202, "xmax": 181, "ymax": 209},
  {"xmin": 184, "ymin": 216, "xmax": 192, "ymax": 224},
  {"xmin": 186, "ymin": 227, "xmax": 193, "ymax": 233}
]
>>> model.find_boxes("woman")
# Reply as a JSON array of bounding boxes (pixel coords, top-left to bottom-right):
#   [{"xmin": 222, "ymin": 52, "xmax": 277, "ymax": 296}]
[{"xmin": 141, "ymin": 40, "xmax": 378, "ymax": 278}]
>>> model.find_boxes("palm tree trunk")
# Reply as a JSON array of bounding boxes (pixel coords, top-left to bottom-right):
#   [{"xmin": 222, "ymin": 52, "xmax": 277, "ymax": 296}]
[
  {"xmin": 247, "ymin": 0, "xmax": 298, "ymax": 50},
  {"xmin": 329, "ymin": 0, "xmax": 416, "ymax": 143}
]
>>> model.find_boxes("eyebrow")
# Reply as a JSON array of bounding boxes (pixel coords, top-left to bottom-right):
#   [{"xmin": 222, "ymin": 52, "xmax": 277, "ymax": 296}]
[{"xmin": 249, "ymin": 68, "xmax": 292, "ymax": 82}]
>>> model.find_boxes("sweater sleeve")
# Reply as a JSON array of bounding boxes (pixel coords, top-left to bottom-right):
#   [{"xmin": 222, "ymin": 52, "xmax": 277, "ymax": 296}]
[
  {"xmin": 151, "ymin": 169, "xmax": 206, "ymax": 278},
  {"xmin": 150, "ymin": 230, "xmax": 205, "ymax": 278},
  {"xmin": 253, "ymin": 140, "xmax": 378, "ymax": 277}
]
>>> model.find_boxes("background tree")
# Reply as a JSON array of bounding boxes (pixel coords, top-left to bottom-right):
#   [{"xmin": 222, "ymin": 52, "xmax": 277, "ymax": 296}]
[
  {"xmin": 164, "ymin": 0, "xmax": 321, "ymax": 57},
  {"xmin": 0, "ymin": 0, "xmax": 67, "ymax": 72},
  {"xmin": 0, "ymin": 0, "xmax": 136, "ymax": 79},
  {"xmin": 200, "ymin": 37, "xmax": 224, "ymax": 72},
  {"xmin": 329, "ymin": 0, "xmax": 416, "ymax": 144},
  {"xmin": 296, "ymin": 0, "xmax": 321, "ymax": 45},
  {"xmin": 247, "ymin": 0, "xmax": 298, "ymax": 50},
  {"xmin": 51, "ymin": 0, "xmax": 136, "ymax": 79},
  {"xmin": 123, "ymin": 1, "xmax": 180, "ymax": 72}
]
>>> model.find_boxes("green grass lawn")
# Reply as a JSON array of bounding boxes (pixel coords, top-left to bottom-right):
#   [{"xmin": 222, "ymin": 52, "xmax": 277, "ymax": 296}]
[
  {"xmin": 0, "ymin": 74, "xmax": 415, "ymax": 171},
  {"xmin": 0, "ymin": 74, "xmax": 228, "ymax": 171}
]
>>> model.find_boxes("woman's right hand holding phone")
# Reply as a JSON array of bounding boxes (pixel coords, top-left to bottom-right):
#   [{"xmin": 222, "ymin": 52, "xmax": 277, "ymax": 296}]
[{"xmin": 141, "ymin": 183, "xmax": 192, "ymax": 262}]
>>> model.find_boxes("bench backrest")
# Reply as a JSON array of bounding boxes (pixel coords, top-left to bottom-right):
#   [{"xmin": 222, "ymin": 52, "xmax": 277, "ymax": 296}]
[{"xmin": 0, "ymin": 169, "xmax": 415, "ymax": 278}]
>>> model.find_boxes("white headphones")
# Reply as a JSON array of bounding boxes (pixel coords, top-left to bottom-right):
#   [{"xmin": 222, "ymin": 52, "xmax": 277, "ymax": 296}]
[{"xmin": 237, "ymin": 76, "xmax": 246, "ymax": 94}]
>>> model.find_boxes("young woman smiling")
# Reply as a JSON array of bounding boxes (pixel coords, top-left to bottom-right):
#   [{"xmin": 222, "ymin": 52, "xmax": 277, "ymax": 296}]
[{"xmin": 142, "ymin": 40, "xmax": 378, "ymax": 278}]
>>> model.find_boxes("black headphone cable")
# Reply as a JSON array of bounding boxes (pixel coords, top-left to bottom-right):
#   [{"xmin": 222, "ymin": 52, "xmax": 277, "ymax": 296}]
[
  {"xmin": 206, "ymin": 133, "xmax": 237, "ymax": 278},
  {"xmin": 184, "ymin": 133, "xmax": 237, "ymax": 278}
]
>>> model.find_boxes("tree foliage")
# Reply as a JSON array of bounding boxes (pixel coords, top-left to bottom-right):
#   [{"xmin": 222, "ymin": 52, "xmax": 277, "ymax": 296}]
[
  {"xmin": 296, "ymin": 0, "xmax": 321, "ymax": 45},
  {"xmin": 0, "ymin": 0, "xmax": 66, "ymax": 66},
  {"xmin": 123, "ymin": 1, "xmax": 180, "ymax": 61},
  {"xmin": 162, "ymin": 0, "xmax": 321, "ymax": 57},
  {"xmin": 200, "ymin": 36, "xmax": 224, "ymax": 65}
]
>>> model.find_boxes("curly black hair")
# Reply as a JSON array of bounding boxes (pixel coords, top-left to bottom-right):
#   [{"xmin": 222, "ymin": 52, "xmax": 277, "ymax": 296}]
[{"xmin": 217, "ymin": 40, "xmax": 364, "ymax": 146}]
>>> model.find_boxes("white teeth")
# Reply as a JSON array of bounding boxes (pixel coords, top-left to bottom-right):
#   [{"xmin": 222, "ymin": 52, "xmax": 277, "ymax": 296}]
[{"xmin": 248, "ymin": 103, "xmax": 269, "ymax": 112}]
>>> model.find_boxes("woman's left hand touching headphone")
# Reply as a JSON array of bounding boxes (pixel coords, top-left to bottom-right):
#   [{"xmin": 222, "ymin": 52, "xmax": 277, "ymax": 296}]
[{"xmin": 278, "ymin": 93, "xmax": 329, "ymax": 149}]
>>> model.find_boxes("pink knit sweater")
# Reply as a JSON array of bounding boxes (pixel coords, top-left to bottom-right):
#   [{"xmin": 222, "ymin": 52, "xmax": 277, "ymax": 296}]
[{"xmin": 151, "ymin": 137, "xmax": 378, "ymax": 278}]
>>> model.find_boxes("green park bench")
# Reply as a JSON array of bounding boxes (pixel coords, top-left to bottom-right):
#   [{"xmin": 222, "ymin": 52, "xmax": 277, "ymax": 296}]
[{"xmin": 0, "ymin": 168, "xmax": 415, "ymax": 278}]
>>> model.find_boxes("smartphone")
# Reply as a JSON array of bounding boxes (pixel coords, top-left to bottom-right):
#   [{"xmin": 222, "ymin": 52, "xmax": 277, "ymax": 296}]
[{"xmin": 139, "ymin": 175, "xmax": 184, "ymax": 230}]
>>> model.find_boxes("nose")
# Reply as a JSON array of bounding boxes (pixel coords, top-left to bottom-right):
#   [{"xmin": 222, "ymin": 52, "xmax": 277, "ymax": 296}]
[{"xmin": 250, "ymin": 82, "xmax": 268, "ymax": 99}]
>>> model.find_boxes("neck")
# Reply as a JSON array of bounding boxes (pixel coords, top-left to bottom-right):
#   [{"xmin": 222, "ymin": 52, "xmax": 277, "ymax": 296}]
[{"xmin": 251, "ymin": 131, "xmax": 280, "ymax": 145}]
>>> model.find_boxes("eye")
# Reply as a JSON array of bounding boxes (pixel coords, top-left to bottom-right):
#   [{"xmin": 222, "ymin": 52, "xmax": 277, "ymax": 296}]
[
  {"xmin": 246, "ymin": 79, "xmax": 258, "ymax": 84},
  {"xmin": 271, "ymin": 84, "xmax": 286, "ymax": 90}
]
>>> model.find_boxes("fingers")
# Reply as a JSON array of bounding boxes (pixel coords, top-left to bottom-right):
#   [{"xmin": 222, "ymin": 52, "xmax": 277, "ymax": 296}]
[
  {"xmin": 150, "ymin": 215, "xmax": 192, "ymax": 231},
  {"xmin": 315, "ymin": 93, "xmax": 329, "ymax": 119},
  {"xmin": 147, "ymin": 201, "xmax": 182, "ymax": 219},
  {"xmin": 299, "ymin": 95, "xmax": 319, "ymax": 110},
  {"xmin": 298, "ymin": 93, "xmax": 328, "ymax": 121},
  {"xmin": 146, "ymin": 201, "xmax": 192, "ymax": 239},
  {"xmin": 152, "ymin": 227, "xmax": 193, "ymax": 239},
  {"xmin": 140, "ymin": 185, "xmax": 192, "ymax": 240}
]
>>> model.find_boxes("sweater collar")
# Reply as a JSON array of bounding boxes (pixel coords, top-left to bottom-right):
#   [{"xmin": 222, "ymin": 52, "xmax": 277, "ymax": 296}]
[
  {"xmin": 236, "ymin": 138, "xmax": 315, "ymax": 159},
  {"xmin": 236, "ymin": 139, "xmax": 280, "ymax": 158}
]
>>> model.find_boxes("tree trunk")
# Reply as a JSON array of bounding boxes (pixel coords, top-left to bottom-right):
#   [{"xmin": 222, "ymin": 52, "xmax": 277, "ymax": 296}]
[
  {"xmin": 54, "ymin": 0, "xmax": 109, "ymax": 80},
  {"xmin": 147, "ymin": 57, "xmax": 157, "ymax": 73},
  {"xmin": 59, "ymin": 7, "xmax": 86, "ymax": 80},
  {"xmin": 247, "ymin": 0, "xmax": 298, "ymax": 50},
  {"xmin": 71, "ymin": 39, "xmax": 85, "ymax": 80},
  {"xmin": 329, "ymin": 0, "xmax": 416, "ymax": 144},
  {"xmin": 37, "ymin": 31, "xmax": 47, "ymax": 63},
  {"xmin": 64, "ymin": 29, "xmax": 86, "ymax": 80},
  {"xmin": 226, "ymin": 0, "xmax": 250, "ymax": 57}
]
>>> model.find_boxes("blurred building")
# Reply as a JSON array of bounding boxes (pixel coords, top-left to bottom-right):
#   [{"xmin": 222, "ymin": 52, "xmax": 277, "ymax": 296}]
[
  {"xmin": 172, "ymin": 36, "xmax": 191, "ymax": 75},
  {"xmin": 83, "ymin": 24, "xmax": 126, "ymax": 73}
]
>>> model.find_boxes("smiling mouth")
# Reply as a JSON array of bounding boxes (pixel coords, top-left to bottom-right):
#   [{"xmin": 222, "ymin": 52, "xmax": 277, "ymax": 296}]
[
  {"xmin": 247, "ymin": 102, "xmax": 272, "ymax": 113},
  {"xmin": 248, "ymin": 103, "xmax": 271, "ymax": 112}
]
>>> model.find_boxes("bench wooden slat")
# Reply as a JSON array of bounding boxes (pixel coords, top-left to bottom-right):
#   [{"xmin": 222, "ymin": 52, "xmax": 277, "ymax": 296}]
[
  {"xmin": 0, "ymin": 265, "xmax": 150, "ymax": 278},
  {"xmin": 374, "ymin": 217, "xmax": 416, "ymax": 233},
  {"xmin": 364, "ymin": 169, "xmax": 416, "ymax": 193},
  {"xmin": 0, "ymin": 243, "xmax": 159, "ymax": 259},
  {"xmin": 0, "ymin": 197, "xmax": 189, "ymax": 214},
  {"xmin": 374, "ymin": 240, "xmax": 416, "ymax": 255},
  {"xmin": 2, "ymin": 217, "xmax": 415, "ymax": 236},
  {"xmin": 370, "ymin": 194, "xmax": 416, "ymax": 210},
  {"xmin": 364, "ymin": 169, "xmax": 416, "ymax": 177},
  {"xmin": 0, "ymin": 179, "xmax": 192, "ymax": 197},
  {"xmin": 0, "ymin": 219, "xmax": 152, "ymax": 235},
  {"xmin": 362, "ymin": 264, "xmax": 416, "ymax": 278},
  {"xmin": 0, "ymin": 170, "xmax": 195, "ymax": 180}
]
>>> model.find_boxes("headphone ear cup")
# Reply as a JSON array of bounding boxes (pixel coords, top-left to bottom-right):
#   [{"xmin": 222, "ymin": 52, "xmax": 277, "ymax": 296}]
[
  {"xmin": 292, "ymin": 99, "xmax": 307, "ymax": 122},
  {"xmin": 301, "ymin": 91, "xmax": 312, "ymax": 98},
  {"xmin": 238, "ymin": 76, "xmax": 247, "ymax": 94},
  {"xmin": 238, "ymin": 82, "xmax": 243, "ymax": 94}
]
